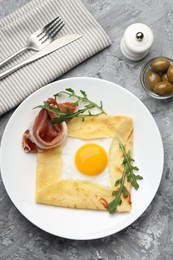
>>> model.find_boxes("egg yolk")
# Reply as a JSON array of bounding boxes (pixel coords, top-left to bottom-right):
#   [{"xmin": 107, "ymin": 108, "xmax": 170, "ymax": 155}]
[{"xmin": 75, "ymin": 143, "xmax": 108, "ymax": 176}]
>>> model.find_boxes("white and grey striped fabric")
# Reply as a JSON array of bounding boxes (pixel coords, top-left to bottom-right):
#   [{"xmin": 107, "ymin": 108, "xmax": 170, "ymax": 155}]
[{"xmin": 0, "ymin": 0, "xmax": 111, "ymax": 115}]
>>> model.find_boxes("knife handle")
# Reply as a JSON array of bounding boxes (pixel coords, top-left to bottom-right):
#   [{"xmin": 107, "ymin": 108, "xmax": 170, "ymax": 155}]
[{"xmin": 0, "ymin": 55, "xmax": 38, "ymax": 80}]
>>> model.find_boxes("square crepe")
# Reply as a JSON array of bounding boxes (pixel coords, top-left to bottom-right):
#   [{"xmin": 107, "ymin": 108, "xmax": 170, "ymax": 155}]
[{"xmin": 36, "ymin": 114, "xmax": 133, "ymax": 212}]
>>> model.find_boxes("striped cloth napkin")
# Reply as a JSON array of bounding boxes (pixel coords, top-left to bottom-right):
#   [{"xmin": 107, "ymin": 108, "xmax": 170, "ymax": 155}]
[{"xmin": 0, "ymin": 0, "xmax": 111, "ymax": 115}]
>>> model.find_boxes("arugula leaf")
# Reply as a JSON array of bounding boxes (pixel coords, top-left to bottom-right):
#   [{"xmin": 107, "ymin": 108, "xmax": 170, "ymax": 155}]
[
  {"xmin": 80, "ymin": 90, "xmax": 87, "ymax": 98},
  {"xmin": 108, "ymin": 139, "xmax": 143, "ymax": 213},
  {"xmin": 35, "ymin": 88, "xmax": 106, "ymax": 124}
]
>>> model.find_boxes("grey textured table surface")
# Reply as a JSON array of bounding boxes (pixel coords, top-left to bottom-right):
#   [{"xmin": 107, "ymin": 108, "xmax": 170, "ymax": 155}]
[{"xmin": 0, "ymin": 0, "xmax": 173, "ymax": 259}]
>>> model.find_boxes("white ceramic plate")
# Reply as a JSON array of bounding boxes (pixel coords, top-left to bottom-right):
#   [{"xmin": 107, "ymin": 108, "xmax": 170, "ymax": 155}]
[{"xmin": 0, "ymin": 77, "xmax": 164, "ymax": 240}]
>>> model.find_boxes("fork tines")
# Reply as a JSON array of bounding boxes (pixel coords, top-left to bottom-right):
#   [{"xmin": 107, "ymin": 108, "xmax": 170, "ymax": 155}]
[
  {"xmin": 45, "ymin": 19, "xmax": 65, "ymax": 39},
  {"xmin": 37, "ymin": 17, "xmax": 65, "ymax": 42}
]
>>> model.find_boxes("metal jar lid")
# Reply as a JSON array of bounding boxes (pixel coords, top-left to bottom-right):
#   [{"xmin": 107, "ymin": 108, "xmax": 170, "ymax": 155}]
[{"xmin": 120, "ymin": 23, "xmax": 154, "ymax": 61}]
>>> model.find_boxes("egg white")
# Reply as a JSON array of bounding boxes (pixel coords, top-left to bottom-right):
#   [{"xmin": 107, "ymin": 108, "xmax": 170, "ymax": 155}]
[{"xmin": 60, "ymin": 137, "xmax": 112, "ymax": 188}]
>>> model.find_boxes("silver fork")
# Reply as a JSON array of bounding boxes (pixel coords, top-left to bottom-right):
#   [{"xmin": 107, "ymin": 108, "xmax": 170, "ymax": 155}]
[{"xmin": 0, "ymin": 17, "xmax": 65, "ymax": 67}]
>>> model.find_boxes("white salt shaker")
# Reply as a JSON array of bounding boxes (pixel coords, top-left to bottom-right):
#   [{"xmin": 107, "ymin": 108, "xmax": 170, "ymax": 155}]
[{"xmin": 120, "ymin": 23, "xmax": 154, "ymax": 61}]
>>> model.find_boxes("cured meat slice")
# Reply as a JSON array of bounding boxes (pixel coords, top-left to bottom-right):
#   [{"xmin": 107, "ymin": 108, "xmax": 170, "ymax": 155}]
[{"xmin": 22, "ymin": 99, "xmax": 77, "ymax": 153}]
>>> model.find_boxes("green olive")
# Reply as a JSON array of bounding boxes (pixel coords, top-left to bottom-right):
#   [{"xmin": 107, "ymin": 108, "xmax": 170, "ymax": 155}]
[
  {"xmin": 150, "ymin": 57, "xmax": 170, "ymax": 73},
  {"xmin": 145, "ymin": 70, "xmax": 161, "ymax": 90},
  {"xmin": 167, "ymin": 65, "xmax": 173, "ymax": 83},
  {"xmin": 153, "ymin": 81, "xmax": 173, "ymax": 96},
  {"xmin": 161, "ymin": 72, "xmax": 168, "ymax": 82}
]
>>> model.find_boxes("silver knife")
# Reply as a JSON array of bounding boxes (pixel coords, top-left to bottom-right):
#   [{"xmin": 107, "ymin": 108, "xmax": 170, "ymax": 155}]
[{"xmin": 0, "ymin": 34, "xmax": 82, "ymax": 80}]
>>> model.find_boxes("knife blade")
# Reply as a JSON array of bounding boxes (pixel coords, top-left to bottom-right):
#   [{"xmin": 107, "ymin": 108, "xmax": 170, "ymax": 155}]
[{"xmin": 0, "ymin": 34, "xmax": 82, "ymax": 80}]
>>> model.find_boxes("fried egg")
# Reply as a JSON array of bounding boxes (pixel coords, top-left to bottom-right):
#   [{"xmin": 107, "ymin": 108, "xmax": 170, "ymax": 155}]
[
  {"xmin": 75, "ymin": 143, "xmax": 108, "ymax": 176},
  {"xmin": 61, "ymin": 137, "xmax": 112, "ymax": 187}
]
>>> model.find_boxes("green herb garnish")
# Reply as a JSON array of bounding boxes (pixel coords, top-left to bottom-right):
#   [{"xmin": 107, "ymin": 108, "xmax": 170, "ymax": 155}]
[
  {"xmin": 108, "ymin": 139, "xmax": 143, "ymax": 214},
  {"xmin": 35, "ymin": 88, "xmax": 106, "ymax": 124}
]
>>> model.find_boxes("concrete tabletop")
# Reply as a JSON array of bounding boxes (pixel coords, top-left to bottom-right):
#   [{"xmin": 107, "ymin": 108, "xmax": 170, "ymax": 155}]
[{"xmin": 0, "ymin": 0, "xmax": 173, "ymax": 259}]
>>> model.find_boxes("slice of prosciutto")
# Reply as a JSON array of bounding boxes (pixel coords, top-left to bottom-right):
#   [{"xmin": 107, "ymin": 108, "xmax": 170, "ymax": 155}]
[{"xmin": 22, "ymin": 98, "xmax": 77, "ymax": 153}]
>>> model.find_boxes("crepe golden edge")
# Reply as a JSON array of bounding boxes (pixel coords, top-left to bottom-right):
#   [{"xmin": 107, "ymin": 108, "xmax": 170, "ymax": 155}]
[{"xmin": 36, "ymin": 114, "xmax": 133, "ymax": 212}]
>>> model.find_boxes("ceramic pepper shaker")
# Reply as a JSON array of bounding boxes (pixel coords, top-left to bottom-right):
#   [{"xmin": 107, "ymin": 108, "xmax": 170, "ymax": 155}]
[{"xmin": 120, "ymin": 23, "xmax": 154, "ymax": 61}]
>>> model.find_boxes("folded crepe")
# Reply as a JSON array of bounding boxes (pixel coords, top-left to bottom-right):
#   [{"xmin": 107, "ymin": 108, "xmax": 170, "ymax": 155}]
[{"xmin": 36, "ymin": 115, "xmax": 133, "ymax": 212}]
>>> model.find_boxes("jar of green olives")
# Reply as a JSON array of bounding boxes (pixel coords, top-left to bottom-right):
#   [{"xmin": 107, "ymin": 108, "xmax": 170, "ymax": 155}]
[{"xmin": 140, "ymin": 57, "xmax": 173, "ymax": 99}]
